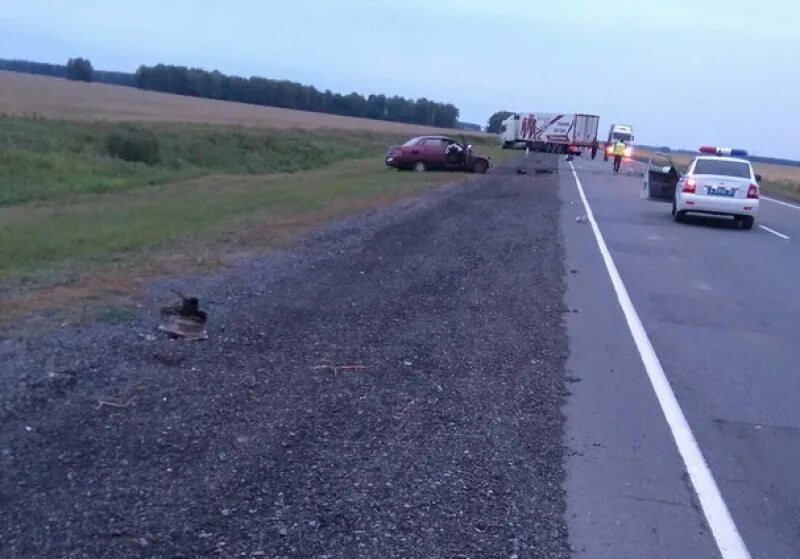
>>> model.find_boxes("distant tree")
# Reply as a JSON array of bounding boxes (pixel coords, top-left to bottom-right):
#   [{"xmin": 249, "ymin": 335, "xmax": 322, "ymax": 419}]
[
  {"xmin": 435, "ymin": 103, "xmax": 460, "ymax": 128},
  {"xmin": 486, "ymin": 110, "xmax": 513, "ymax": 134},
  {"xmin": 413, "ymin": 98, "xmax": 437, "ymax": 125},
  {"xmin": 66, "ymin": 57, "xmax": 94, "ymax": 82},
  {"xmin": 659, "ymin": 146, "xmax": 671, "ymax": 153},
  {"xmin": 0, "ymin": 58, "xmax": 130, "ymax": 87},
  {"xmin": 0, "ymin": 59, "xmax": 67, "ymax": 78},
  {"xmin": 366, "ymin": 94, "xmax": 387, "ymax": 120}
]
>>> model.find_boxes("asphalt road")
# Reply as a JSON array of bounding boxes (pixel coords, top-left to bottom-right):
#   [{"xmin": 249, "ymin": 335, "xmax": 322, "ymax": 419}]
[{"xmin": 563, "ymin": 155, "xmax": 800, "ymax": 558}]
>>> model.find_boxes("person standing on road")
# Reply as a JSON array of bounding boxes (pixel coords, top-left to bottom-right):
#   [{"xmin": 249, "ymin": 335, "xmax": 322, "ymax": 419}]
[{"xmin": 612, "ymin": 140, "xmax": 625, "ymax": 173}]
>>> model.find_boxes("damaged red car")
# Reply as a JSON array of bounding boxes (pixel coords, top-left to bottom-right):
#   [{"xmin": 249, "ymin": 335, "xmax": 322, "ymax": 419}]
[{"xmin": 385, "ymin": 135, "xmax": 491, "ymax": 174}]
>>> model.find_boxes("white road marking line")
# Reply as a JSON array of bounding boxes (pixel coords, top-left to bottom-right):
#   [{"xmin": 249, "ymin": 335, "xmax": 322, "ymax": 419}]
[
  {"xmin": 762, "ymin": 195, "xmax": 800, "ymax": 210},
  {"xmin": 569, "ymin": 162, "xmax": 752, "ymax": 559},
  {"xmin": 758, "ymin": 224, "xmax": 790, "ymax": 240}
]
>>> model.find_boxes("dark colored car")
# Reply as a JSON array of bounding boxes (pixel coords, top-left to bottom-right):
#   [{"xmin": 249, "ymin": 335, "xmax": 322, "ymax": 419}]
[{"xmin": 385, "ymin": 135, "xmax": 491, "ymax": 174}]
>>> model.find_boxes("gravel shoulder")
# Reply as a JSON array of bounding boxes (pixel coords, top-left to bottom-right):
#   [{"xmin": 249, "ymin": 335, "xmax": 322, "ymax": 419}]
[{"xmin": 1, "ymin": 157, "xmax": 570, "ymax": 558}]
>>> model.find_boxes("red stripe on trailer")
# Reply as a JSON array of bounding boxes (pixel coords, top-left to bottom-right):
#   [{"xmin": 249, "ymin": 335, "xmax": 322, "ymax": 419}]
[{"xmin": 534, "ymin": 115, "xmax": 564, "ymax": 141}]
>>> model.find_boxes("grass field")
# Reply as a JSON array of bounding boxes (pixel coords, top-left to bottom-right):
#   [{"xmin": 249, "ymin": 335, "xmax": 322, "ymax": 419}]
[
  {"xmin": 1, "ymin": 155, "xmax": 466, "ymax": 283},
  {"xmin": 0, "ymin": 118, "xmax": 405, "ymax": 206},
  {"xmin": 0, "ymin": 106, "xmax": 510, "ymax": 324}
]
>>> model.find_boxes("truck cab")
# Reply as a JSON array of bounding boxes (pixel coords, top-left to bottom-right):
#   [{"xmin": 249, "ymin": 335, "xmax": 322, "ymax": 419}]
[
  {"xmin": 500, "ymin": 114, "xmax": 520, "ymax": 149},
  {"xmin": 604, "ymin": 123, "xmax": 634, "ymax": 161}
]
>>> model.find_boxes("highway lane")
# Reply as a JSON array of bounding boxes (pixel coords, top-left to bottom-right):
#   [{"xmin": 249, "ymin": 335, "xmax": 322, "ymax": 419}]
[
  {"xmin": 758, "ymin": 195, "xmax": 800, "ymax": 240},
  {"xmin": 563, "ymin": 155, "xmax": 800, "ymax": 558}
]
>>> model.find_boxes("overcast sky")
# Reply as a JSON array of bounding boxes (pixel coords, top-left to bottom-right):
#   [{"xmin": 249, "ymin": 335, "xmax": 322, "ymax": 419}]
[{"xmin": 2, "ymin": 0, "xmax": 799, "ymax": 158}]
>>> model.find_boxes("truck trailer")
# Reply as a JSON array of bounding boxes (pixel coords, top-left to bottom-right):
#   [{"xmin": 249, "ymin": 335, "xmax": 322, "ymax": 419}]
[{"xmin": 499, "ymin": 113, "xmax": 599, "ymax": 153}]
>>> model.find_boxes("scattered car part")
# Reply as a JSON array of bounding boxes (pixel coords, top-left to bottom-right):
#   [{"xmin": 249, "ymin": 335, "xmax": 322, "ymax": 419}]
[{"xmin": 158, "ymin": 290, "xmax": 208, "ymax": 340}]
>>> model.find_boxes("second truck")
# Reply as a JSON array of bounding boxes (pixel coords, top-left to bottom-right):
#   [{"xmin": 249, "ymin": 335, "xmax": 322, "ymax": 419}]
[{"xmin": 603, "ymin": 123, "xmax": 635, "ymax": 160}]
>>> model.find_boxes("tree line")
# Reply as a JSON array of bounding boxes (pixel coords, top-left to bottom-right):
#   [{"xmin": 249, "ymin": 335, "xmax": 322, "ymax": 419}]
[
  {"xmin": 133, "ymin": 64, "xmax": 460, "ymax": 127},
  {"xmin": 0, "ymin": 58, "xmax": 134, "ymax": 86},
  {"xmin": 66, "ymin": 58, "xmax": 93, "ymax": 82},
  {"xmin": 486, "ymin": 110, "xmax": 513, "ymax": 134}
]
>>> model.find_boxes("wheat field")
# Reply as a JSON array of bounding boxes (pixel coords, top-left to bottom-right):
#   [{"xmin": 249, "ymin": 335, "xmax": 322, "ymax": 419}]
[{"xmin": 0, "ymin": 71, "xmax": 462, "ymax": 135}]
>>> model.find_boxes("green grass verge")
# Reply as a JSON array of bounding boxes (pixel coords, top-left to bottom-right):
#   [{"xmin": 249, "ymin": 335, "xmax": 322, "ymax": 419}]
[
  {"xmin": 1, "ymin": 159, "xmax": 471, "ymax": 285},
  {"xmin": 0, "ymin": 118, "xmax": 412, "ymax": 206},
  {"xmin": 0, "ymin": 117, "xmax": 501, "ymax": 293},
  {"xmin": 762, "ymin": 179, "xmax": 800, "ymax": 199}
]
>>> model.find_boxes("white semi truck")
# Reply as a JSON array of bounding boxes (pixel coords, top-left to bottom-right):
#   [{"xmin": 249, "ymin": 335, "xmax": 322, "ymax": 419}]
[
  {"xmin": 499, "ymin": 112, "xmax": 599, "ymax": 153},
  {"xmin": 604, "ymin": 123, "xmax": 635, "ymax": 160}
]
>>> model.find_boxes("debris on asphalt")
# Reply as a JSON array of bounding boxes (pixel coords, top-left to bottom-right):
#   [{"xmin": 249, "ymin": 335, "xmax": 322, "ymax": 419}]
[
  {"xmin": 158, "ymin": 290, "xmax": 208, "ymax": 340},
  {"xmin": 515, "ymin": 168, "xmax": 527, "ymax": 175},
  {"xmin": 575, "ymin": 215, "xmax": 589, "ymax": 223},
  {"xmin": 311, "ymin": 363, "xmax": 368, "ymax": 375},
  {"xmin": 96, "ymin": 395, "xmax": 136, "ymax": 410}
]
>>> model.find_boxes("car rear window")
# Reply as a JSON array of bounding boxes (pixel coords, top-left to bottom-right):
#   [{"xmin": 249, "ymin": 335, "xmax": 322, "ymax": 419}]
[{"xmin": 693, "ymin": 159, "xmax": 751, "ymax": 178}]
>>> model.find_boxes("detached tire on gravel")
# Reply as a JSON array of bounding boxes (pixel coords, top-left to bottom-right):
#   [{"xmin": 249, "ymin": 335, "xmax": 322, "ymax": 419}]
[
  {"xmin": 413, "ymin": 161, "xmax": 427, "ymax": 172},
  {"xmin": 472, "ymin": 161, "xmax": 488, "ymax": 174}
]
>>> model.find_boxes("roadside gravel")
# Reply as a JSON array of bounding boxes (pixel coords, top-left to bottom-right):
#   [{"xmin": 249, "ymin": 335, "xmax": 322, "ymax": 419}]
[{"xmin": 0, "ymin": 157, "xmax": 570, "ymax": 558}]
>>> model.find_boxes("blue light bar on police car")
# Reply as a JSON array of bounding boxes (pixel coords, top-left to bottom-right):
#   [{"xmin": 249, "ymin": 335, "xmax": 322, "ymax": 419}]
[{"xmin": 698, "ymin": 146, "xmax": 748, "ymax": 157}]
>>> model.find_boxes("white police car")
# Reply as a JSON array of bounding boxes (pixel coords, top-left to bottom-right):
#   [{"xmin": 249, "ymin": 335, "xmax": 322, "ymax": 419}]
[{"xmin": 642, "ymin": 147, "xmax": 762, "ymax": 230}]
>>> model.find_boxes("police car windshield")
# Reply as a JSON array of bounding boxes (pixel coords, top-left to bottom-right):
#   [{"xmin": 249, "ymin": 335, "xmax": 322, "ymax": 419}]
[
  {"xmin": 612, "ymin": 133, "xmax": 631, "ymax": 142},
  {"xmin": 693, "ymin": 159, "xmax": 751, "ymax": 179}
]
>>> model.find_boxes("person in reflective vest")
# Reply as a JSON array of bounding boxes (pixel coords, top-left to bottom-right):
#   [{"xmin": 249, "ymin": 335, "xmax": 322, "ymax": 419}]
[{"xmin": 612, "ymin": 140, "xmax": 626, "ymax": 173}]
